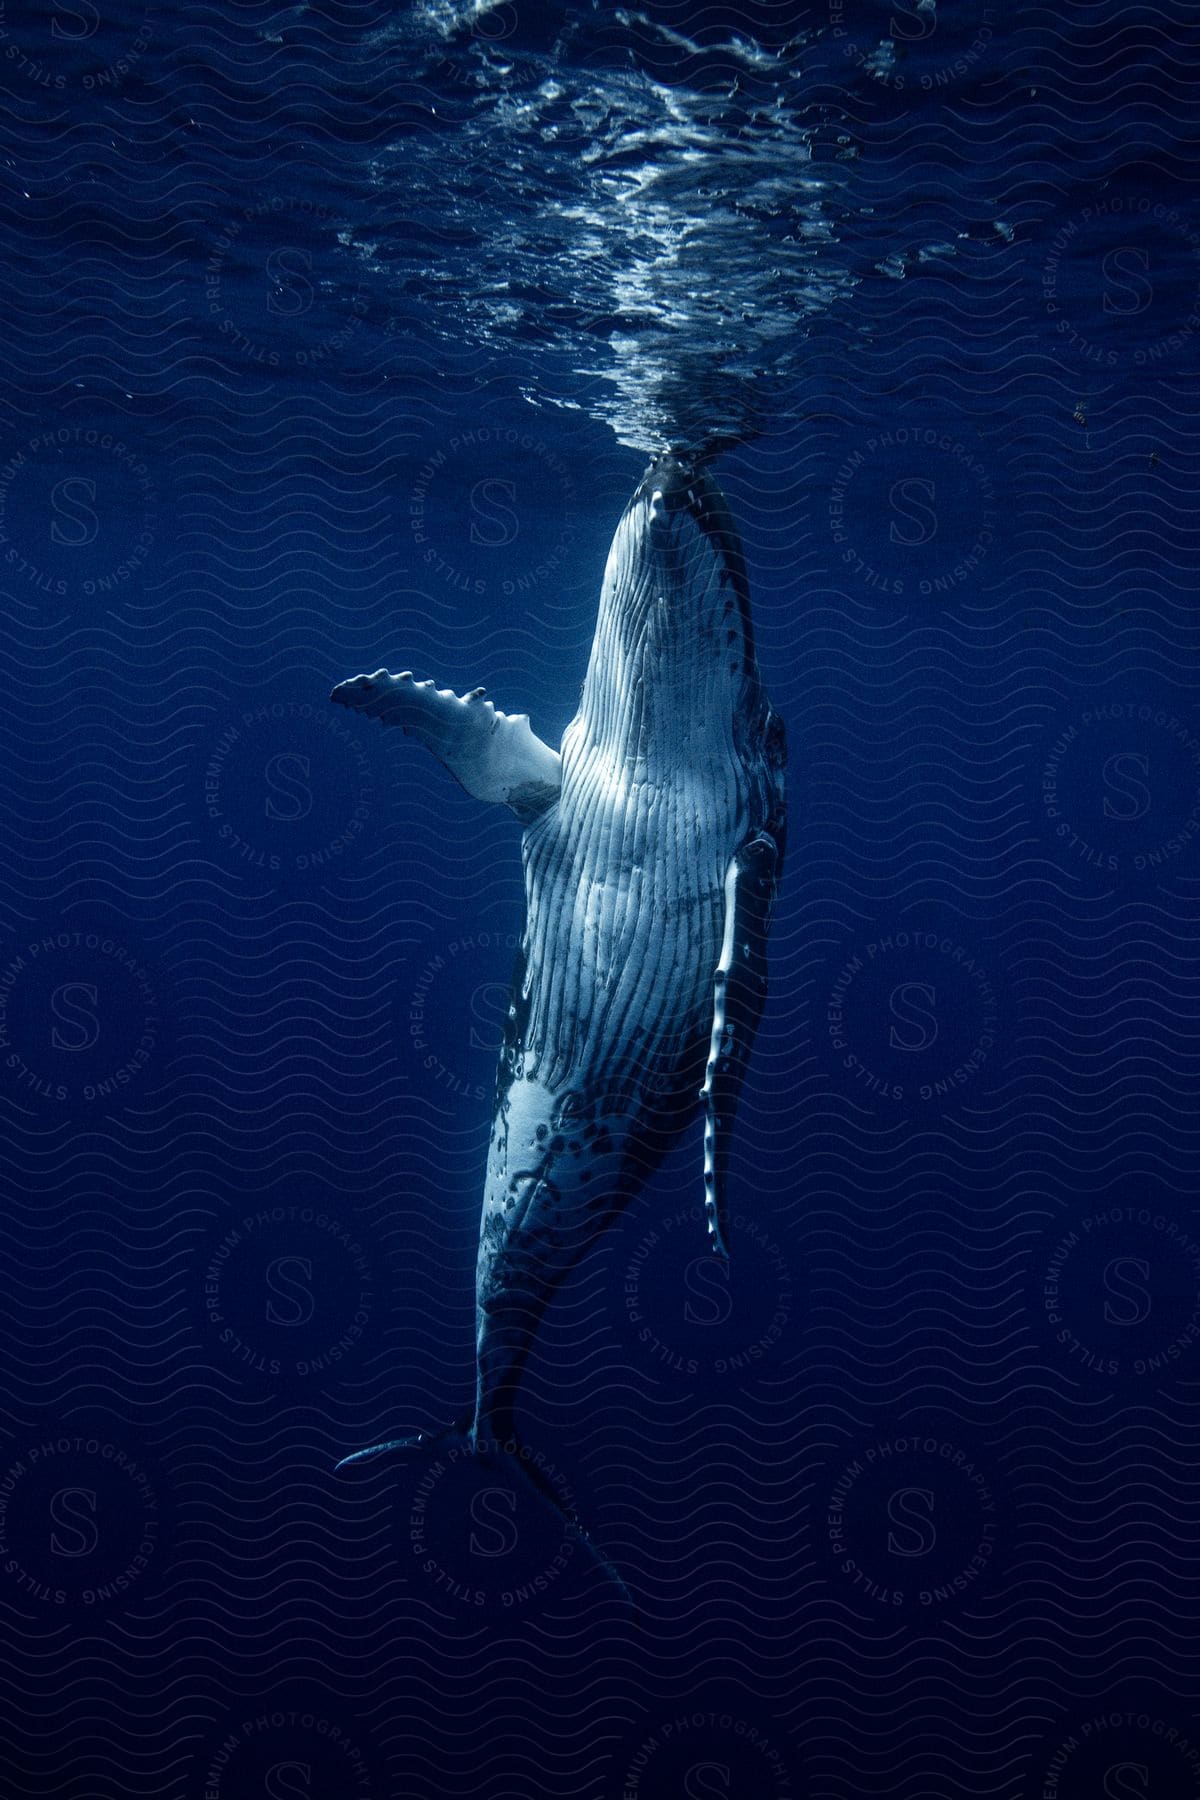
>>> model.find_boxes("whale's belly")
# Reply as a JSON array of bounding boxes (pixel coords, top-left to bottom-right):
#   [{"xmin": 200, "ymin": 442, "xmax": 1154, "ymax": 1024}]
[
  {"xmin": 474, "ymin": 745, "xmax": 749, "ymax": 1297},
  {"xmin": 520, "ymin": 764, "xmax": 743, "ymax": 1092},
  {"xmin": 472, "ymin": 787, "xmax": 730, "ymax": 1400}
]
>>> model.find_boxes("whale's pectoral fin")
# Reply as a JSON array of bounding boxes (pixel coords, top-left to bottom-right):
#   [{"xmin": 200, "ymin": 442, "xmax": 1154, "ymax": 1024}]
[
  {"xmin": 331, "ymin": 669, "xmax": 562, "ymax": 822},
  {"xmin": 701, "ymin": 830, "xmax": 782, "ymax": 1259}
]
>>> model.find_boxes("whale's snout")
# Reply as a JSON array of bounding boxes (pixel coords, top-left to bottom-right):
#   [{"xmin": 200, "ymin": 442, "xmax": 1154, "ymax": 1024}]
[
  {"xmin": 639, "ymin": 452, "xmax": 699, "ymax": 522},
  {"xmin": 603, "ymin": 453, "xmax": 754, "ymax": 674},
  {"xmin": 630, "ymin": 455, "xmax": 738, "ymax": 592},
  {"xmin": 645, "ymin": 451, "xmax": 696, "ymax": 496},
  {"xmin": 637, "ymin": 455, "xmax": 709, "ymax": 561}
]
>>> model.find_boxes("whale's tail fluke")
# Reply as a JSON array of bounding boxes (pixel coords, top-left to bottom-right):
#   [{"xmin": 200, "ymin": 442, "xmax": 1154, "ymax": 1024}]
[
  {"xmin": 334, "ymin": 1431, "xmax": 439, "ymax": 1470},
  {"xmin": 334, "ymin": 1423, "xmax": 635, "ymax": 1613}
]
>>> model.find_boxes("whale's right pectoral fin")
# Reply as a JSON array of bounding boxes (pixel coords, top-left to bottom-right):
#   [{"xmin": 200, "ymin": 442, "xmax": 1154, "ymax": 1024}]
[
  {"xmin": 701, "ymin": 830, "xmax": 782, "ymax": 1260},
  {"xmin": 331, "ymin": 669, "xmax": 561, "ymax": 822}
]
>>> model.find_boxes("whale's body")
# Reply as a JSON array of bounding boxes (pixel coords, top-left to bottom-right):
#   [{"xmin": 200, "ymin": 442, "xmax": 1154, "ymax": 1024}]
[{"xmin": 332, "ymin": 452, "xmax": 785, "ymax": 1571}]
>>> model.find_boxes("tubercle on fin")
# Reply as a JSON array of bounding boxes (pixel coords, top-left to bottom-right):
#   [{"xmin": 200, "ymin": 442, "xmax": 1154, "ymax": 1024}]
[
  {"xmin": 700, "ymin": 977, "xmax": 732, "ymax": 1260},
  {"xmin": 699, "ymin": 854, "xmax": 740, "ymax": 1261},
  {"xmin": 702, "ymin": 1126, "xmax": 732, "ymax": 1261},
  {"xmin": 330, "ymin": 669, "xmax": 495, "ymax": 715},
  {"xmin": 329, "ymin": 667, "xmax": 560, "ymax": 818},
  {"xmin": 699, "ymin": 830, "xmax": 781, "ymax": 1261}
]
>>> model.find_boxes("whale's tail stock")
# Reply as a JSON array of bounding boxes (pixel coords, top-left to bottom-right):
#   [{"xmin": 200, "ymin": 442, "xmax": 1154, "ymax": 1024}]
[{"xmin": 334, "ymin": 1423, "xmax": 635, "ymax": 1614}]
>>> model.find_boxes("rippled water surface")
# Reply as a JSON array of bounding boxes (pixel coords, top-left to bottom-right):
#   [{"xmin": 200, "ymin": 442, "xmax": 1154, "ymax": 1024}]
[{"xmin": 2, "ymin": 2, "xmax": 1199, "ymax": 1796}]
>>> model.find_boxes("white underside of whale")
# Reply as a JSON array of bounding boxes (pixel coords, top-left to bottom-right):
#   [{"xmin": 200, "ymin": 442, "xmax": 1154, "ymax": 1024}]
[{"xmin": 332, "ymin": 453, "xmax": 785, "ymax": 1463}]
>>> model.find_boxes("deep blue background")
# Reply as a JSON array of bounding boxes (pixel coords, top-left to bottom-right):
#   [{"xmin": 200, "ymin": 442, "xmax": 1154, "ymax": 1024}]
[{"xmin": 1, "ymin": 2, "xmax": 1199, "ymax": 1797}]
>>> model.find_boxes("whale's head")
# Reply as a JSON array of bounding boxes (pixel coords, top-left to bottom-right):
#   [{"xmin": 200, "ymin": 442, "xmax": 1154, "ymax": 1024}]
[
  {"xmin": 577, "ymin": 453, "xmax": 762, "ymax": 767},
  {"xmin": 602, "ymin": 453, "xmax": 758, "ymax": 662}
]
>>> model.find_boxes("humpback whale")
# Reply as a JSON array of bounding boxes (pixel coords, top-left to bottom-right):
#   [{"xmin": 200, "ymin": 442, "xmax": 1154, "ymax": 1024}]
[{"xmin": 331, "ymin": 451, "xmax": 786, "ymax": 1589}]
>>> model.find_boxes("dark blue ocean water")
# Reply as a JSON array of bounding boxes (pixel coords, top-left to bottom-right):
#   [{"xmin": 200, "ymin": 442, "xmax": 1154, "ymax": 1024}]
[{"xmin": 1, "ymin": 1, "xmax": 1199, "ymax": 1795}]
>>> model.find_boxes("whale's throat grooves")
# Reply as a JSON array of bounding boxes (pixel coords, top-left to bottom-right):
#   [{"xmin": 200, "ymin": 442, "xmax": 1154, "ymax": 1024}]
[
  {"xmin": 516, "ymin": 474, "xmax": 758, "ymax": 1099},
  {"xmin": 576, "ymin": 486, "xmax": 749, "ymax": 781}
]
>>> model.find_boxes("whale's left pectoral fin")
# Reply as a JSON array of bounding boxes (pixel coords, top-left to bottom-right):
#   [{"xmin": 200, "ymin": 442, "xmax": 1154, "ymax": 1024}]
[
  {"xmin": 331, "ymin": 669, "xmax": 561, "ymax": 822},
  {"xmin": 701, "ymin": 830, "xmax": 782, "ymax": 1259}
]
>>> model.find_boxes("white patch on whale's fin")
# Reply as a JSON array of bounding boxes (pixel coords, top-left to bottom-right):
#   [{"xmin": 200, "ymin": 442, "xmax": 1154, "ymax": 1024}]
[
  {"xmin": 701, "ymin": 830, "xmax": 782, "ymax": 1259},
  {"xmin": 331, "ymin": 669, "xmax": 561, "ymax": 822}
]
